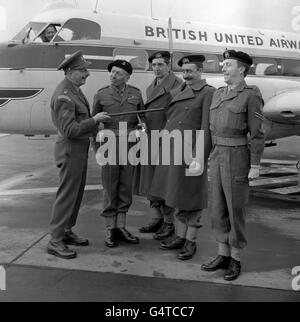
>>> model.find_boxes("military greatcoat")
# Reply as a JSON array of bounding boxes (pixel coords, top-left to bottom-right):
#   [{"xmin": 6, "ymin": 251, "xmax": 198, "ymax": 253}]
[
  {"xmin": 149, "ymin": 80, "xmax": 214, "ymax": 211},
  {"xmin": 137, "ymin": 72, "xmax": 182, "ymax": 196}
]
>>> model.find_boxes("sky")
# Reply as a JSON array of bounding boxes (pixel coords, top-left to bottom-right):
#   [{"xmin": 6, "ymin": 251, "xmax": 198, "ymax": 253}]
[{"xmin": 1, "ymin": 0, "xmax": 300, "ymax": 41}]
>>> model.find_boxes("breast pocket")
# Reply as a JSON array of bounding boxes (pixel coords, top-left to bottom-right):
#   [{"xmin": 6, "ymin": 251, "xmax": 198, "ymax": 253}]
[
  {"xmin": 226, "ymin": 104, "xmax": 247, "ymax": 130},
  {"xmin": 101, "ymin": 100, "xmax": 116, "ymax": 113}
]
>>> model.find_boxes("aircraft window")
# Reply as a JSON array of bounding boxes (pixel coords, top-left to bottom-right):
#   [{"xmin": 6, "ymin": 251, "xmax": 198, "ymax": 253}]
[
  {"xmin": 12, "ymin": 22, "xmax": 47, "ymax": 43},
  {"xmin": 54, "ymin": 18, "xmax": 101, "ymax": 41},
  {"xmin": 203, "ymin": 54, "xmax": 220, "ymax": 73},
  {"xmin": 172, "ymin": 52, "xmax": 184, "ymax": 71},
  {"xmin": 254, "ymin": 58, "xmax": 278, "ymax": 76},
  {"xmin": 113, "ymin": 48, "xmax": 149, "ymax": 70},
  {"xmin": 280, "ymin": 60, "xmax": 300, "ymax": 76}
]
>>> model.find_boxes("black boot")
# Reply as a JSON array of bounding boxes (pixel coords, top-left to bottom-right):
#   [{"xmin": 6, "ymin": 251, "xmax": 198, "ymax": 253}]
[
  {"xmin": 201, "ymin": 255, "xmax": 231, "ymax": 272},
  {"xmin": 47, "ymin": 240, "xmax": 77, "ymax": 259},
  {"xmin": 224, "ymin": 258, "xmax": 241, "ymax": 281},
  {"xmin": 64, "ymin": 230, "xmax": 89, "ymax": 247},
  {"xmin": 116, "ymin": 228, "xmax": 140, "ymax": 244},
  {"xmin": 139, "ymin": 218, "xmax": 163, "ymax": 233},
  {"xmin": 153, "ymin": 223, "xmax": 175, "ymax": 240},
  {"xmin": 177, "ymin": 240, "xmax": 197, "ymax": 260},
  {"xmin": 160, "ymin": 237, "xmax": 186, "ymax": 250},
  {"xmin": 105, "ymin": 228, "xmax": 117, "ymax": 248}
]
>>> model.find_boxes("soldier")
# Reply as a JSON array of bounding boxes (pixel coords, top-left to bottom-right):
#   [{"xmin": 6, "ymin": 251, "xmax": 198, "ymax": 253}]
[
  {"xmin": 48, "ymin": 50, "xmax": 110, "ymax": 259},
  {"xmin": 150, "ymin": 55, "xmax": 214, "ymax": 260},
  {"xmin": 137, "ymin": 51, "xmax": 183, "ymax": 240},
  {"xmin": 92, "ymin": 60, "xmax": 145, "ymax": 248},
  {"xmin": 201, "ymin": 50, "xmax": 265, "ymax": 281}
]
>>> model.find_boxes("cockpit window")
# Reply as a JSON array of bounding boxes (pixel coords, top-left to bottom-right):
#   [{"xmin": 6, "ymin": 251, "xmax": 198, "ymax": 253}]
[
  {"xmin": 13, "ymin": 22, "xmax": 47, "ymax": 42},
  {"xmin": 38, "ymin": 24, "xmax": 61, "ymax": 43},
  {"xmin": 53, "ymin": 18, "xmax": 101, "ymax": 42}
]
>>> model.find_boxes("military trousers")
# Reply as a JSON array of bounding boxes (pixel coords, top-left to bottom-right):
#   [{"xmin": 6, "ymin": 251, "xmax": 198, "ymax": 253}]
[
  {"xmin": 50, "ymin": 138, "xmax": 90, "ymax": 242},
  {"xmin": 101, "ymin": 164, "xmax": 134, "ymax": 217},
  {"xmin": 210, "ymin": 145, "xmax": 250, "ymax": 249}
]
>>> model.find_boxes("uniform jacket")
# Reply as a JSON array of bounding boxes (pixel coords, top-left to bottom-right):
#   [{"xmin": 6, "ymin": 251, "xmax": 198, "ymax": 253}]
[
  {"xmin": 149, "ymin": 79, "xmax": 215, "ymax": 211},
  {"xmin": 92, "ymin": 84, "xmax": 144, "ymax": 135},
  {"xmin": 145, "ymin": 72, "xmax": 183, "ymax": 131},
  {"xmin": 210, "ymin": 80, "xmax": 265, "ymax": 165},
  {"xmin": 51, "ymin": 77, "xmax": 96, "ymax": 140}
]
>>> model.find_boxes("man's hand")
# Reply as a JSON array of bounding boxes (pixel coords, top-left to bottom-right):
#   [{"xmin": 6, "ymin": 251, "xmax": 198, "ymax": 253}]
[
  {"xmin": 136, "ymin": 122, "xmax": 147, "ymax": 138},
  {"xmin": 93, "ymin": 112, "xmax": 110, "ymax": 123},
  {"xmin": 188, "ymin": 159, "xmax": 203, "ymax": 175},
  {"xmin": 248, "ymin": 165, "xmax": 260, "ymax": 181}
]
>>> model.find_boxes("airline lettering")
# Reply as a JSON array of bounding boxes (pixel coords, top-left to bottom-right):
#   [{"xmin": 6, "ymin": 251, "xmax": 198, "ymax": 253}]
[{"xmin": 145, "ymin": 25, "xmax": 300, "ymax": 51}]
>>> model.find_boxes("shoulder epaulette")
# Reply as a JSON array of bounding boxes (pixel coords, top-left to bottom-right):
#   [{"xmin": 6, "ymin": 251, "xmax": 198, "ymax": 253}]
[{"xmin": 245, "ymin": 85, "xmax": 263, "ymax": 97}]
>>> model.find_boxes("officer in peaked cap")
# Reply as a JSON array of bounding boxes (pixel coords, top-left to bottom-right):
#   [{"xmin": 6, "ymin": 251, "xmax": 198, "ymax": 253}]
[
  {"xmin": 201, "ymin": 49, "xmax": 265, "ymax": 280},
  {"xmin": 58, "ymin": 50, "xmax": 91, "ymax": 71},
  {"xmin": 136, "ymin": 50, "xmax": 182, "ymax": 239},
  {"xmin": 48, "ymin": 50, "xmax": 110, "ymax": 259},
  {"xmin": 92, "ymin": 59, "xmax": 145, "ymax": 248}
]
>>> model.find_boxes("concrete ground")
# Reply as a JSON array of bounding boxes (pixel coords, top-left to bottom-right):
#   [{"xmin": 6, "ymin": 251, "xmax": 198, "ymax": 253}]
[{"xmin": 0, "ymin": 134, "xmax": 299, "ymax": 302}]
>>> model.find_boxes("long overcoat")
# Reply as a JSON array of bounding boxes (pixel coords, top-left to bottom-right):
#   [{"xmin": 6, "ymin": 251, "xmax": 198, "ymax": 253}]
[
  {"xmin": 149, "ymin": 80, "xmax": 214, "ymax": 211},
  {"xmin": 136, "ymin": 72, "xmax": 182, "ymax": 196}
]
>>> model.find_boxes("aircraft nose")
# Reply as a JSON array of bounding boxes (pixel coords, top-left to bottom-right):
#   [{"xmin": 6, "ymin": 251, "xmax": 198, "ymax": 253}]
[{"xmin": 264, "ymin": 89, "xmax": 300, "ymax": 124}]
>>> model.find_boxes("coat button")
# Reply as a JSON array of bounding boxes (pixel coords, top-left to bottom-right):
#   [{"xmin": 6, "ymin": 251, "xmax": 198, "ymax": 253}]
[
  {"xmin": 185, "ymin": 107, "xmax": 189, "ymax": 110},
  {"xmin": 167, "ymin": 120, "xmax": 170, "ymax": 122},
  {"xmin": 178, "ymin": 121, "xmax": 182, "ymax": 124}
]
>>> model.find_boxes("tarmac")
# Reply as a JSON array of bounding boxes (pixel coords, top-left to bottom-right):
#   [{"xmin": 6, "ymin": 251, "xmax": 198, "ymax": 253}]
[{"xmin": 0, "ymin": 134, "xmax": 299, "ymax": 302}]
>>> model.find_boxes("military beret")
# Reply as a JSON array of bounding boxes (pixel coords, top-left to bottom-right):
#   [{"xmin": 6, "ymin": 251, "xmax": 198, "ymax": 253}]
[
  {"xmin": 148, "ymin": 51, "xmax": 171, "ymax": 63},
  {"xmin": 223, "ymin": 49, "xmax": 253, "ymax": 66},
  {"xmin": 178, "ymin": 55, "xmax": 205, "ymax": 67},
  {"xmin": 58, "ymin": 50, "xmax": 91, "ymax": 71},
  {"xmin": 108, "ymin": 60, "xmax": 133, "ymax": 75}
]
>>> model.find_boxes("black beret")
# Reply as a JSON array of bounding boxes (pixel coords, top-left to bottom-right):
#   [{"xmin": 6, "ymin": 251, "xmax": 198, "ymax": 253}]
[
  {"xmin": 148, "ymin": 51, "xmax": 171, "ymax": 63},
  {"xmin": 108, "ymin": 60, "xmax": 133, "ymax": 75},
  {"xmin": 58, "ymin": 50, "xmax": 91, "ymax": 71},
  {"xmin": 178, "ymin": 55, "xmax": 205, "ymax": 67},
  {"xmin": 223, "ymin": 50, "xmax": 253, "ymax": 66}
]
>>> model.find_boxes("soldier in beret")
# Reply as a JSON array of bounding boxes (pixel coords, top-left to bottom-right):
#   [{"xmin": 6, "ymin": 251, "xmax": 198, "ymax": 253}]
[
  {"xmin": 201, "ymin": 50, "xmax": 265, "ymax": 280},
  {"xmin": 137, "ymin": 51, "xmax": 183, "ymax": 240},
  {"xmin": 150, "ymin": 55, "xmax": 214, "ymax": 260},
  {"xmin": 92, "ymin": 60, "xmax": 145, "ymax": 248},
  {"xmin": 48, "ymin": 50, "xmax": 110, "ymax": 259}
]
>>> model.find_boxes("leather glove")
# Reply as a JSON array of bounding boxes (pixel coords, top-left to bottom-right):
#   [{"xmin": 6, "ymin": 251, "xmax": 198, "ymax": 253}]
[{"xmin": 248, "ymin": 165, "xmax": 260, "ymax": 180}]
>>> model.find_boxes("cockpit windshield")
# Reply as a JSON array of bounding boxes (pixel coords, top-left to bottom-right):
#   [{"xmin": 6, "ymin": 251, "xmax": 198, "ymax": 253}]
[
  {"xmin": 12, "ymin": 22, "xmax": 62, "ymax": 43},
  {"xmin": 53, "ymin": 18, "xmax": 101, "ymax": 41},
  {"xmin": 12, "ymin": 22, "xmax": 47, "ymax": 42},
  {"xmin": 12, "ymin": 18, "xmax": 101, "ymax": 43}
]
